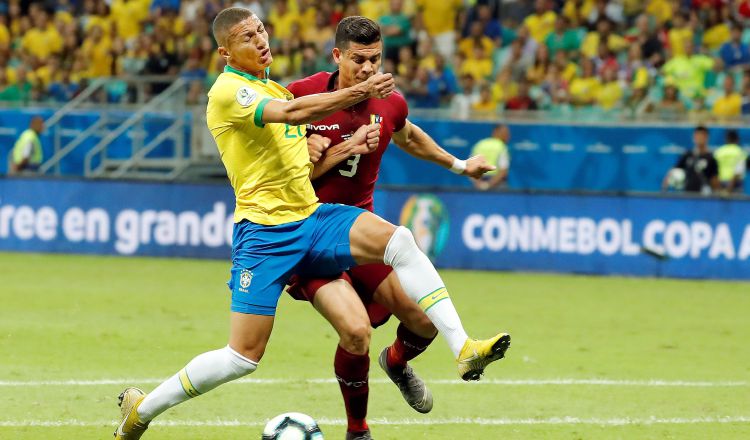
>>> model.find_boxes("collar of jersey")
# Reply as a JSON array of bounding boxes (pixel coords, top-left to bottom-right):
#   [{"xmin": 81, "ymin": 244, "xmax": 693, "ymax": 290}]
[{"xmin": 224, "ymin": 65, "xmax": 270, "ymax": 84}]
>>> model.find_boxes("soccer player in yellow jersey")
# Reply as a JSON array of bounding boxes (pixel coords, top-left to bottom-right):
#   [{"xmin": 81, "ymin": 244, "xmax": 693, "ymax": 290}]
[{"xmin": 115, "ymin": 8, "xmax": 510, "ymax": 439}]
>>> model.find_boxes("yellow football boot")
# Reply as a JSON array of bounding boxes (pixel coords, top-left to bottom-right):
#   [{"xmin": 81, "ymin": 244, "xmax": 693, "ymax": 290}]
[
  {"xmin": 113, "ymin": 387, "xmax": 150, "ymax": 439},
  {"xmin": 457, "ymin": 333, "xmax": 511, "ymax": 381}
]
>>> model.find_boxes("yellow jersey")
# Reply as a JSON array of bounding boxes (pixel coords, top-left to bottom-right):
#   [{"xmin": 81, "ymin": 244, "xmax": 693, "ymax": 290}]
[{"xmin": 206, "ymin": 66, "xmax": 319, "ymax": 225}]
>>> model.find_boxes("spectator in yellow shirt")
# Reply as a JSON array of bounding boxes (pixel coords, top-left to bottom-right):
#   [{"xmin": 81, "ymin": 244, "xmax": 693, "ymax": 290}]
[
  {"xmin": 597, "ymin": 66, "xmax": 623, "ymax": 110},
  {"xmin": 415, "ymin": 0, "xmax": 463, "ymax": 59},
  {"xmin": 0, "ymin": 17, "xmax": 10, "ymax": 52},
  {"xmin": 581, "ymin": 18, "xmax": 626, "ymax": 59},
  {"xmin": 668, "ymin": 12, "xmax": 693, "ymax": 57},
  {"xmin": 524, "ymin": 0, "xmax": 556, "ymax": 44},
  {"xmin": 554, "ymin": 51, "xmax": 579, "ymax": 83},
  {"xmin": 526, "ymin": 45, "xmax": 551, "ymax": 85},
  {"xmin": 712, "ymin": 75, "xmax": 742, "ymax": 118},
  {"xmin": 646, "ymin": 0, "xmax": 672, "ymax": 25},
  {"xmin": 268, "ymin": 0, "xmax": 301, "ymax": 40},
  {"xmin": 472, "ymin": 84, "xmax": 499, "ymax": 116},
  {"xmin": 569, "ymin": 57, "xmax": 601, "ymax": 106},
  {"xmin": 86, "ymin": 2, "xmax": 113, "ymax": 37},
  {"xmin": 460, "ymin": 46, "xmax": 493, "ymax": 81},
  {"xmin": 702, "ymin": 9, "xmax": 730, "ymax": 52},
  {"xmin": 82, "ymin": 25, "xmax": 113, "ymax": 78},
  {"xmin": 21, "ymin": 11, "xmax": 62, "ymax": 60},
  {"xmin": 491, "ymin": 67, "xmax": 519, "ymax": 105},
  {"xmin": 459, "ymin": 22, "xmax": 495, "ymax": 60},
  {"xmin": 110, "ymin": 0, "xmax": 149, "ymax": 42},
  {"xmin": 563, "ymin": 0, "xmax": 595, "ymax": 27}
]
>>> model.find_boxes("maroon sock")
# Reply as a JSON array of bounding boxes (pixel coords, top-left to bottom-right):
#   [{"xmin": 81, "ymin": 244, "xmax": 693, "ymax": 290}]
[
  {"xmin": 387, "ymin": 323, "xmax": 437, "ymax": 369},
  {"xmin": 334, "ymin": 345, "xmax": 370, "ymax": 433}
]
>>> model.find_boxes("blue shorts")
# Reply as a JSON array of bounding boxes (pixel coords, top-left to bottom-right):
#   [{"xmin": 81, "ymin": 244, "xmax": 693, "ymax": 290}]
[{"xmin": 227, "ymin": 204, "xmax": 365, "ymax": 315}]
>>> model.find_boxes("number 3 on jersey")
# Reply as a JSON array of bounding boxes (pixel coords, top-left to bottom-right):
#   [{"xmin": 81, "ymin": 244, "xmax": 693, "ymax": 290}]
[{"xmin": 339, "ymin": 154, "xmax": 361, "ymax": 177}]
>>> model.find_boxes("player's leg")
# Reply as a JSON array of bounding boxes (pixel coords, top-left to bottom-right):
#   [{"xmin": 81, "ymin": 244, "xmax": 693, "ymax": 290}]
[
  {"xmin": 302, "ymin": 277, "xmax": 373, "ymax": 438},
  {"xmin": 115, "ymin": 220, "xmax": 304, "ymax": 439},
  {"xmin": 115, "ymin": 313, "xmax": 270, "ymax": 439},
  {"xmin": 348, "ymin": 211, "xmax": 511, "ymax": 380},
  {"xmin": 352, "ymin": 266, "xmax": 436, "ymax": 413}
]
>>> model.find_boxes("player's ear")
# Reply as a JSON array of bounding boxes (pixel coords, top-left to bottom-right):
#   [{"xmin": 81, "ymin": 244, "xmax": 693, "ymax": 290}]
[
  {"xmin": 218, "ymin": 46, "xmax": 230, "ymax": 61},
  {"xmin": 332, "ymin": 47, "xmax": 343, "ymax": 65}
]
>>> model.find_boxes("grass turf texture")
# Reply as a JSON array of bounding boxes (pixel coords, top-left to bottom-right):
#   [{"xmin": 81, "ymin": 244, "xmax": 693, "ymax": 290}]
[{"xmin": 1, "ymin": 252, "xmax": 748, "ymax": 439}]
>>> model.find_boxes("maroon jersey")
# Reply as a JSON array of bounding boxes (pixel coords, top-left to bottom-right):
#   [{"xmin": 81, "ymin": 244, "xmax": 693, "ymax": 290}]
[{"xmin": 287, "ymin": 71, "xmax": 408, "ymax": 211}]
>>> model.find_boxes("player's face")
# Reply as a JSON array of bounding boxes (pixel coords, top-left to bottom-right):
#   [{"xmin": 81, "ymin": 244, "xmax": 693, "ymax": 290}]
[
  {"xmin": 220, "ymin": 15, "xmax": 272, "ymax": 75},
  {"xmin": 334, "ymin": 42, "xmax": 382, "ymax": 87}
]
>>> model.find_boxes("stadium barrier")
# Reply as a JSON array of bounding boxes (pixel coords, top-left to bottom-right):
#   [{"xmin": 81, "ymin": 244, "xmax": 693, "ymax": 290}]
[
  {"xmin": 1, "ymin": 177, "xmax": 748, "ymax": 280},
  {"xmin": 2, "ymin": 108, "xmax": 748, "ymax": 192},
  {"xmin": 385, "ymin": 117, "xmax": 750, "ymax": 193}
]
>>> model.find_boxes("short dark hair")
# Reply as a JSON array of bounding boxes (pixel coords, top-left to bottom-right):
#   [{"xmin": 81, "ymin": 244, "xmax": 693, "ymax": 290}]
[
  {"xmin": 726, "ymin": 129, "xmax": 739, "ymax": 144},
  {"xmin": 335, "ymin": 16, "xmax": 381, "ymax": 49},
  {"xmin": 695, "ymin": 125, "xmax": 709, "ymax": 134},
  {"xmin": 213, "ymin": 7, "xmax": 253, "ymax": 46}
]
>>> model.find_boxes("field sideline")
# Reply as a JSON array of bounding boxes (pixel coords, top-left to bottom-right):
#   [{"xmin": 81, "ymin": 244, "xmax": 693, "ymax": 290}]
[{"xmin": 1, "ymin": 252, "xmax": 749, "ymax": 439}]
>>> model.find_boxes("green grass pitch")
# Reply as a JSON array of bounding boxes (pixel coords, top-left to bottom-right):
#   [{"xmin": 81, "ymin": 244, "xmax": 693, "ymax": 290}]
[{"xmin": 1, "ymin": 252, "xmax": 749, "ymax": 439}]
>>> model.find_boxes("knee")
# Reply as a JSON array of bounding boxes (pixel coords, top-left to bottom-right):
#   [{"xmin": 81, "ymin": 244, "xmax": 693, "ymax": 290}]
[
  {"xmin": 230, "ymin": 343, "xmax": 266, "ymax": 364},
  {"xmin": 384, "ymin": 226, "xmax": 419, "ymax": 266},
  {"xmin": 339, "ymin": 321, "xmax": 371, "ymax": 355}
]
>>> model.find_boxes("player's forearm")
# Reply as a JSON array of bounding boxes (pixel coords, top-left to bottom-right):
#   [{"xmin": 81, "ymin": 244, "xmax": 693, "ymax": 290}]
[
  {"xmin": 311, "ymin": 140, "xmax": 357, "ymax": 180},
  {"xmin": 283, "ymin": 86, "xmax": 369, "ymax": 126},
  {"xmin": 397, "ymin": 124, "xmax": 455, "ymax": 168}
]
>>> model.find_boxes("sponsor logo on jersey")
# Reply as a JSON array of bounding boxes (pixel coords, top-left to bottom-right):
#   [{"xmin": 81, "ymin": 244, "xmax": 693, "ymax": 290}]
[
  {"xmin": 307, "ymin": 123, "xmax": 340, "ymax": 131},
  {"xmin": 399, "ymin": 194, "xmax": 450, "ymax": 260}
]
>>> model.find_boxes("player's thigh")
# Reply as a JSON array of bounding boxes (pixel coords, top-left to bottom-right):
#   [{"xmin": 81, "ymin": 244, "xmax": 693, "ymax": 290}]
[
  {"xmin": 312, "ymin": 279, "xmax": 371, "ymax": 345},
  {"xmin": 348, "ymin": 211, "xmax": 397, "ymax": 265},
  {"xmin": 227, "ymin": 221, "xmax": 307, "ymax": 359},
  {"xmin": 372, "ymin": 271, "xmax": 437, "ymax": 338},
  {"xmin": 229, "ymin": 312, "xmax": 275, "ymax": 363}
]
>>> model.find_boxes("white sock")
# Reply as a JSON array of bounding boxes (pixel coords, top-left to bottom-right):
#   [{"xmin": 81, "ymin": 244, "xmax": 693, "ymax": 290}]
[
  {"xmin": 137, "ymin": 345, "xmax": 257, "ymax": 421},
  {"xmin": 384, "ymin": 226, "xmax": 469, "ymax": 357}
]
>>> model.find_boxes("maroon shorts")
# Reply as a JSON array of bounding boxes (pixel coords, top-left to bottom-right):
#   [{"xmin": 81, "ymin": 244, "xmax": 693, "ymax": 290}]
[{"xmin": 287, "ymin": 264, "xmax": 393, "ymax": 328}]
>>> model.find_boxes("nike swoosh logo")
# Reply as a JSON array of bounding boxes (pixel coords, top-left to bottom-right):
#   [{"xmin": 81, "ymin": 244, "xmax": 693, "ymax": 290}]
[{"xmin": 461, "ymin": 350, "xmax": 480, "ymax": 363}]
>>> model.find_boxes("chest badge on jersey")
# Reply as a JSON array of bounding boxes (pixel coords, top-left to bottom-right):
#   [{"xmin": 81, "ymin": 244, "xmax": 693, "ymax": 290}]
[{"xmin": 236, "ymin": 87, "xmax": 257, "ymax": 107}]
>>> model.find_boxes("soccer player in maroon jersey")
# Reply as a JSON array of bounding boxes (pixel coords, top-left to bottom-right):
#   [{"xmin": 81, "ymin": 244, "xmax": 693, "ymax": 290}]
[{"xmin": 286, "ymin": 17, "xmax": 498, "ymax": 440}]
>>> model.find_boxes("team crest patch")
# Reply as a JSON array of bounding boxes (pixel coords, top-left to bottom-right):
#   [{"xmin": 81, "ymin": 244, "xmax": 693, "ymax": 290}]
[
  {"xmin": 239, "ymin": 269, "xmax": 253, "ymax": 290},
  {"xmin": 236, "ymin": 87, "xmax": 256, "ymax": 107}
]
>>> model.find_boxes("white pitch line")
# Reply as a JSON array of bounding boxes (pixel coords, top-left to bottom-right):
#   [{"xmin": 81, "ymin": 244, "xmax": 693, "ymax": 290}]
[
  {"xmin": 0, "ymin": 378, "xmax": 747, "ymax": 387},
  {"xmin": 1, "ymin": 416, "xmax": 750, "ymax": 428}
]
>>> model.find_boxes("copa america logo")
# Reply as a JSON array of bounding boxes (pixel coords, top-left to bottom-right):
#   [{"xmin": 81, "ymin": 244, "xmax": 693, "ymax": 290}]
[{"xmin": 399, "ymin": 194, "xmax": 450, "ymax": 260}]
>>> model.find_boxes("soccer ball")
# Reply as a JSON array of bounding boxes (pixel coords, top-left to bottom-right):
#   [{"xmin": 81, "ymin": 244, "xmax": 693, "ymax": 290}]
[
  {"xmin": 261, "ymin": 412, "xmax": 324, "ymax": 440},
  {"xmin": 667, "ymin": 167, "xmax": 686, "ymax": 190}
]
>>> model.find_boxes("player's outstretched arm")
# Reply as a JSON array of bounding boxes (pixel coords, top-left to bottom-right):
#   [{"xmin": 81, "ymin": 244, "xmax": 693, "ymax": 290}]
[
  {"xmin": 262, "ymin": 73, "xmax": 394, "ymax": 126},
  {"xmin": 392, "ymin": 120, "xmax": 495, "ymax": 178},
  {"xmin": 310, "ymin": 124, "xmax": 381, "ymax": 180}
]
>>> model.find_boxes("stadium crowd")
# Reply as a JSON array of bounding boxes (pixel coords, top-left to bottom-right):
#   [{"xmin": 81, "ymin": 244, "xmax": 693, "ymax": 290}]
[{"xmin": 1, "ymin": 0, "xmax": 750, "ymax": 120}]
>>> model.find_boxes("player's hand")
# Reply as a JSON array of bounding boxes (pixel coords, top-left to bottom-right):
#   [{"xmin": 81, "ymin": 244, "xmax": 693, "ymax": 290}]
[
  {"xmin": 463, "ymin": 155, "xmax": 496, "ymax": 178},
  {"xmin": 307, "ymin": 134, "xmax": 331, "ymax": 163},
  {"xmin": 363, "ymin": 73, "xmax": 395, "ymax": 99},
  {"xmin": 350, "ymin": 123, "xmax": 381, "ymax": 155}
]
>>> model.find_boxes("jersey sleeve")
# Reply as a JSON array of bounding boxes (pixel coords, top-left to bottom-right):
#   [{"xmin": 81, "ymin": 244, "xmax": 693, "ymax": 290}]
[
  {"xmin": 212, "ymin": 79, "xmax": 270, "ymax": 128},
  {"xmin": 391, "ymin": 91, "xmax": 409, "ymax": 132}
]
